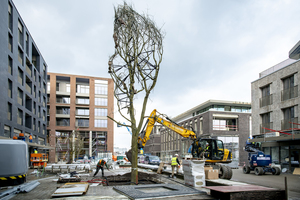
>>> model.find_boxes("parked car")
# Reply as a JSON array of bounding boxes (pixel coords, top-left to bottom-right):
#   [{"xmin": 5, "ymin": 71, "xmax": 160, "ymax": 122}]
[{"xmin": 144, "ymin": 155, "xmax": 160, "ymax": 165}]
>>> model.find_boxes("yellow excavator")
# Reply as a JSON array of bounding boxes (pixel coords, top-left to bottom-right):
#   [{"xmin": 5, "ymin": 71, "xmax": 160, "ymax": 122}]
[{"xmin": 127, "ymin": 109, "xmax": 233, "ymax": 180}]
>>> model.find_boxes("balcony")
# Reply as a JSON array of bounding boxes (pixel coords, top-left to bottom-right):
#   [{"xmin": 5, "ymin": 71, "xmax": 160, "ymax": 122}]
[
  {"xmin": 76, "ymin": 120, "xmax": 89, "ymax": 127},
  {"xmin": 281, "ymin": 85, "xmax": 298, "ymax": 101},
  {"xmin": 260, "ymin": 122, "xmax": 273, "ymax": 134},
  {"xmin": 281, "ymin": 118, "xmax": 298, "ymax": 130},
  {"xmin": 56, "ymin": 120, "xmax": 70, "ymax": 126},
  {"xmin": 260, "ymin": 94, "xmax": 273, "ymax": 107}
]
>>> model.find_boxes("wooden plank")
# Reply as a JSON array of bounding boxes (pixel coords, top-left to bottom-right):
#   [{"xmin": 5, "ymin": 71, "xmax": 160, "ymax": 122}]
[{"xmin": 293, "ymin": 167, "xmax": 300, "ymax": 175}]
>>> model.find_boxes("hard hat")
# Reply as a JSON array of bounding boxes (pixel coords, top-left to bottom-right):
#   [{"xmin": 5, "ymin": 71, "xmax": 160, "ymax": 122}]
[
  {"xmin": 103, "ymin": 158, "xmax": 108, "ymax": 162},
  {"xmin": 175, "ymin": 154, "xmax": 178, "ymax": 156}
]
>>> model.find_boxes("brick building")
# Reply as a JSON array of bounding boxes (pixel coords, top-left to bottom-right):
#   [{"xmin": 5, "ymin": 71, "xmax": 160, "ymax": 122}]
[{"xmin": 47, "ymin": 73, "xmax": 114, "ymax": 162}]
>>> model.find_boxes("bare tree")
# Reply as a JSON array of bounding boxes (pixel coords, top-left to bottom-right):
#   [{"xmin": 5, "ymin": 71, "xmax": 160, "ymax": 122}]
[
  {"xmin": 68, "ymin": 129, "xmax": 84, "ymax": 163},
  {"xmin": 108, "ymin": 2, "xmax": 164, "ymax": 184}
]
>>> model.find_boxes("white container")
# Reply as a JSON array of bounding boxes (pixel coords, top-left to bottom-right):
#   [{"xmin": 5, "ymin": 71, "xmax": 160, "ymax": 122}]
[{"xmin": 0, "ymin": 140, "xmax": 28, "ymax": 177}]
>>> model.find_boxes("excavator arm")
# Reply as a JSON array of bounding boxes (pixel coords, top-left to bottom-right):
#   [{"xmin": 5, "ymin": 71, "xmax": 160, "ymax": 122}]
[{"xmin": 138, "ymin": 109, "xmax": 197, "ymax": 149}]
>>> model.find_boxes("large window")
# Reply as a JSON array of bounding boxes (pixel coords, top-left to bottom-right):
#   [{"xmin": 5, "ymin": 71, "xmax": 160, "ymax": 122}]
[
  {"xmin": 8, "ymin": 56, "xmax": 12, "ymax": 75},
  {"xmin": 95, "ymin": 97, "xmax": 107, "ymax": 106},
  {"xmin": 95, "ymin": 108, "xmax": 107, "ymax": 117},
  {"xmin": 76, "ymin": 119, "xmax": 89, "ymax": 127},
  {"xmin": 95, "ymin": 83, "xmax": 107, "ymax": 95},
  {"xmin": 18, "ymin": 48, "xmax": 23, "ymax": 66},
  {"xmin": 17, "ymin": 109, "xmax": 23, "ymax": 125},
  {"xmin": 282, "ymin": 75, "xmax": 298, "ymax": 101},
  {"xmin": 18, "ymin": 88, "xmax": 23, "ymax": 105},
  {"xmin": 56, "ymin": 107, "xmax": 70, "ymax": 115},
  {"xmin": 7, "ymin": 103, "xmax": 12, "ymax": 121},
  {"xmin": 76, "ymin": 84, "xmax": 89, "ymax": 94},
  {"xmin": 8, "ymin": 3, "xmax": 12, "ymax": 31},
  {"xmin": 260, "ymin": 84, "xmax": 272, "ymax": 107},
  {"xmin": 18, "ymin": 20, "xmax": 24, "ymax": 47},
  {"xmin": 213, "ymin": 118, "xmax": 237, "ymax": 131},
  {"xmin": 18, "ymin": 68, "xmax": 23, "ymax": 85},
  {"xmin": 56, "ymin": 96, "xmax": 70, "ymax": 104},
  {"xmin": 8, "ymin": 34, "xmax": 13, "ymax": 52},
  {"xmin": 282, "ymin": 106, "xmax": 297, "ymax": 130},
  {"xmin": 77, "ymin": 97, "xmax": 89, "ymax": 104},
  {"xmin": 77, "ymin": 108, "xmax": 89, "ymax": 115},
  {"xmin": 8, "ymin": 79, "xmax": 12, "ymax": 98},
  {"xmin": 260, "ymin": 112, "xmax": 272, "ymax": 133},
  {"xmin": 56, "ymin": 118, "xmax": 70, "ymax": 126},
  {"xmin": 95, "ymin": 119, "xmax": 107, "ymax": 128}
]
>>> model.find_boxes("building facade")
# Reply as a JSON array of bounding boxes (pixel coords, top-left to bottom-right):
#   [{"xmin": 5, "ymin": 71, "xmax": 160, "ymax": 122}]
[
  {"xmin": 0, "ymin": 0, "xmax": 48, "ymax": 148},
  {"xmin": 251, "ymin": 41, "xmax": 300, "ymax": 172},
  {"xmin": 143, "ymin": 125, "xmax": 161, "ymax": 157},
  {"xmin": 47, "ymin": 73, "xmax": 114, "ymax": 163},
  {"xmin": 160, "ymin": 100, "xmax": 251, "ymax": 167}
]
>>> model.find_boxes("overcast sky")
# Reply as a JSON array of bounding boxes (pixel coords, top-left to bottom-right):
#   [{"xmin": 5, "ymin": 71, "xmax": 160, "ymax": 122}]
[{"xmin": 12, "ymin": 0, "xmax": 300, "ymax": 149}]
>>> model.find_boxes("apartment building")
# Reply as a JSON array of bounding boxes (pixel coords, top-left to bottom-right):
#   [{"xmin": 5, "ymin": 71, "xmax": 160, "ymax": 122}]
[
  {"xmin": 47, "ymin": 73, "xmax": 114, "ymax": 163},
  {"xmin": 0, "ymin": 1, "xmax": 48, "ymax": 149},
  {"xmin": 251, "ymin": 40, "xmax": 300, "ymax": 172},
  {"xmin": 159, "ymin": 100, "xmax": 251, "ymax": 167}
]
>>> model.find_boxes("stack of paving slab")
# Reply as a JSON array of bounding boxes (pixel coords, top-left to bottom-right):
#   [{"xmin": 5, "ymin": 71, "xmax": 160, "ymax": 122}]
[{"xmin": 182, "ymin": 159, "xmax": 205, "ymax": 187}]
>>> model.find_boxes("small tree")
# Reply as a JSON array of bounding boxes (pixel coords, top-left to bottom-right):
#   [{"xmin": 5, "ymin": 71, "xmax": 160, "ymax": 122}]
[
  {"xmin": 68, "ymin": 130, "xmax": 84, "ymax": 163},
  {"xmin": 108, "ymin": 2, "xmax": 163, "ymax": 184}
]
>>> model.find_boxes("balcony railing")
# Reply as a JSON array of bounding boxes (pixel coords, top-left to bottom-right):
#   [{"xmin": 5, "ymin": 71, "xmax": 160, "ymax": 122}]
[
  {"xmin": 281, "ymin": 118, "xmax": 298, "ymax": 130},
  {"xmin": 260, "ymin": 94, "xmax": 273, "ymax": 107},
  {"xmin": 260, "ymin": 122, "xmax": 273, "ymax": 134},
  {"xmin": 56, "ymin": 121, "xmax": 70, "ymax": 126},
  {"xmin": 281, "ymin": 85, "xmax": 298, "ymax": 101}
]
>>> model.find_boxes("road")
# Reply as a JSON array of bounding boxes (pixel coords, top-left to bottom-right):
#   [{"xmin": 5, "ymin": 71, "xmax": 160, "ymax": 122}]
[{"xmin": 231, "ymin": 168, "xmax": 300, "ymax": 200}]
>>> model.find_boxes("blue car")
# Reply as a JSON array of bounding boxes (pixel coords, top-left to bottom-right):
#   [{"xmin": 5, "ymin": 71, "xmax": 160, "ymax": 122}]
[{"xmin": 145, "ymin": 155, "xmax": 160, "ymax": 165}]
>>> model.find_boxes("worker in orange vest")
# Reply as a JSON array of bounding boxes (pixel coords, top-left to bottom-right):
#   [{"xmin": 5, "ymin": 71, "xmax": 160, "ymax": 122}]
[
  {"xmin": 93, "ymin": 158, "xmax": 109, "ymax": 177},
  {"xmin": 29, "ymin": 134, "xmax": 33, "ymax": 143}
]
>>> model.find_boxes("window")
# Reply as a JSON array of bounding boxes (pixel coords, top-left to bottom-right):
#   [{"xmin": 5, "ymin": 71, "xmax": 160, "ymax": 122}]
[
  {"xmin": 18, "ymin": 88, "xmax": 23, "ymax": 105},
  {"xmin": 76, "ymin": 119, "xmax": 89, "ymax": 127},
  {"xmin": 56, "ymin": 82, "xmax": 60, "ymax": 91},
  {"xmin": 95, "ymin": 119, "xmax": 107, "ymax": 128},
  {"xmin": 43, "ymin": 110, "xmax": 46, "ymax": 121},
  {"xmin": 282, "ymin": 106, "xmax": 297, "ymax": 130},
  {"xmin": 17, "ymin": 109, "xmax": 23, "ymax": 125},
  {"xmin": 260, "ymin": 84, "xmax": 272, "ymax": 107},
  {"xmin": 43, "ymin": 83, "xmax": 46, "ymax": 93},
  {"xmin": 33, "ymin": 85, "xmax": 36, "ymax": 98},
  {"xmin": 25, "ymin": 33, "xmax": 29, "ymax": 55},
  {"xmin": 282, "ymin": 75, "xmax": 298, "ymax": 101},
  {"xmin": 8, "ymin": 56, "xmax": 12, "ymax": 75},
  {"xmin": 77, "ymin": 108, "xmax": 89, "ymax": 115},
  {"xmin": 7, "ymin": 103, "xmax": 12, "ymax": 121},
  {"xmin": 33, "ymin": 118, "xmax": 36, "ymax": 131},
  {"xmin": 56, "ymin": 96, "xmax": 70, "ymax": 104},
  {"xmin": 95, "ymin": 83, "xmax": 107, "ymax": 95},
  {"xmin": 56, "ymin": 118, "xmax": 70, "ymax": 126},
  {"xmin": 66, "ymin": 84, "xmax": 70, "ymax": 92},
  {"xmin": 18, "ymin": 20, "xmax": 24, "ymax": 47},
  {"xmin": 213, "ymin": 118, "xmax": 237, "ymax": 131},
  {"xmin": 8, "ymin": 3, "xmax": 13, "ymax": 31},
  {"xmin": 77, "ymin": 97, "xmax": 89, "ymax": 104},
  {"xmin": 8, "ymin": 79, "xmax": 12, "ymax": 98},
  {"xmin": 76, "ymin": 84, "xmax": 89, "ymax": 93},
  {"xmin": 4, "ymin": 125, "xmax": 11, "ymax": 138},
  {"xmin": 95, "ymin": 97, "xmax": 107, "ymax": 106},
  {"xmin": 56, "ymin": 107, "xmax": 70, "ymax": 114},
  {"xmin": 43, "ymin": 64, "xmax": 47, "ymax": 79},
  {"xmin": 43, "ymin": 96, "xmax": 46, "ymax": 107},
  {"xmin": 38, "ymin": 121, "xmax": 40, "ymax": 132},
  {"xmin": 18, "ymin": 68, "xmax": 23, "ymax": 85},
  {"xmin": 18, "ymin": 48, "xmax": 23, "ymax": 66},
  {"xmin": 33, "ymin": 101, "xmax": 36, "ymax": 114},
  {"xmin": 95, "ymin": 108, "xmax": 107, "ymax": 116},
  {"xmin": 8, "ymin": 34, "xmax": 13, "ymax": 52},
  {"xmin": 47, "ymin": 82, "xmax": 50, "ymax": 91},
  {"xmin": 260, "ymin": 112, "xmax": 272, "ymax": 133}
]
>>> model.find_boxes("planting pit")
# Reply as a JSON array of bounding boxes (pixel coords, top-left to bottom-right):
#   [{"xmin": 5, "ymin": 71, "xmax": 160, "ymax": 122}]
[{"xmin": 105, "ymin": 171, "xmax": 161, "ymax": 186}]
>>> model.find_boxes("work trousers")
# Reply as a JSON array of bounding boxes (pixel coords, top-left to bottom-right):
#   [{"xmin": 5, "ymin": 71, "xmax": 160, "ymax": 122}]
[
  {"xmin": 171, "ymin": 165, "xmax": 178, "ymax": 177},
  {"xmin": 94, "ymin": 166, "xmax": 104, "ymax": 177}
]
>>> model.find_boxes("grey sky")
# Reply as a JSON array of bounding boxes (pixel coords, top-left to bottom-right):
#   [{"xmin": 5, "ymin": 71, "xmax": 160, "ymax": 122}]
[{"xmin": 12, "ymin": 0, "xmax": 300, "ymax": 149}]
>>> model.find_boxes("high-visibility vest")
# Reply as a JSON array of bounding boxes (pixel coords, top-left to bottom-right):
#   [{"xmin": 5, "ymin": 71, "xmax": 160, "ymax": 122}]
[
  {"xmin": 29, "ymin": 135, "xmax": 32, "ymax": 140},
  {"xmin": 171, "ymin": 157, "xmax": 178, "ymax": 166},
  {"xmin": 97, "ymin": 159, "xmax": 106, "ymax": 167}
]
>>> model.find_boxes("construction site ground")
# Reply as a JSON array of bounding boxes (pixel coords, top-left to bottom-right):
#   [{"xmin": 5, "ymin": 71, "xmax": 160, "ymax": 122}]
[{"xmin": 1, "ymin": 166, "xmax": 300, "ymax": 200}]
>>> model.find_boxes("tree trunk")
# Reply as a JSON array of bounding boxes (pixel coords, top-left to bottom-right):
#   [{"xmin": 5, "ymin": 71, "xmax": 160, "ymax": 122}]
[{"xmin": 130, "ymin": 130, "xmax": 138, "ymax": 184}]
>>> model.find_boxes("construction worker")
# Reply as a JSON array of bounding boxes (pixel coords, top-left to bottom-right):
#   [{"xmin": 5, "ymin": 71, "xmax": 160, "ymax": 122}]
[
  {"xmin": 171, "ymin": 154, "xmax": 180, "ymax": 178},
  {"xmin": 34, "ymin": 149, "xmax": 38, "ymax": 154},
  {"xmin": 93, "ymin": 158, "xmax": 109, "ymax": 177},
  {"xmin": 200, "ymin": 143, "xmax": 210, "ymax": 158},
  {"xmin": 29, "ymin": 134, "xmax": 33, "ymax": 143}
]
